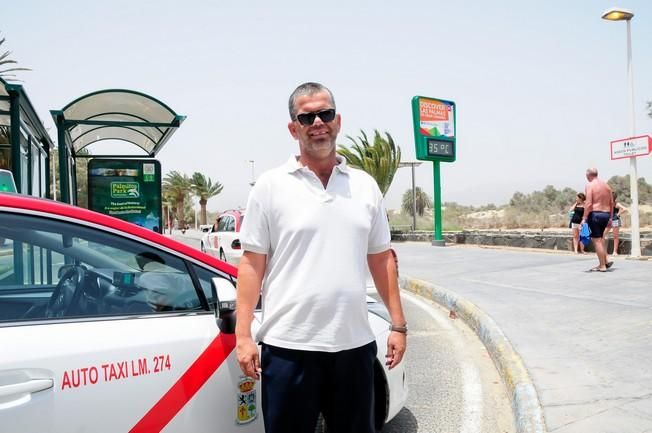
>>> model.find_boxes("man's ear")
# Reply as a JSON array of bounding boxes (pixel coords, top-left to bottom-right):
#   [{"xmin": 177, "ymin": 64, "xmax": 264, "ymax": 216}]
[{"xmin": 288, "ymin": 121, "xmax": 299, "ymax": 139}]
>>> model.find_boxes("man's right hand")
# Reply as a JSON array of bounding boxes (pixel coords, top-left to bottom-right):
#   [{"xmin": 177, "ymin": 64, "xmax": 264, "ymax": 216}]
[{"xmin": 236, "ymin": 337, "xmax": 261, "ymax": 380}]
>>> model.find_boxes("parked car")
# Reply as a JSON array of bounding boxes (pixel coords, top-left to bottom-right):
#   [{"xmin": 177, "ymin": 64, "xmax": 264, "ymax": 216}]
[
  {"xmin": 0, "ymin": 193, "xmax": 407, "ymax": 433},
  {"xmin": 199, "ymin": 224, "xmax": 213, "ymax": 233},
  {"xmin": 201, "ymin": 209, "xmax": 245, "ymax": 265}
]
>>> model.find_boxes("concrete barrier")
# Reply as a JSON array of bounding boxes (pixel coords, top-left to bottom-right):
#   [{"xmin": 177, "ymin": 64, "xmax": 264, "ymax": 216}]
[{"xmin": 392, "ymin": 229, "xmax": 652, "ymax": 256}]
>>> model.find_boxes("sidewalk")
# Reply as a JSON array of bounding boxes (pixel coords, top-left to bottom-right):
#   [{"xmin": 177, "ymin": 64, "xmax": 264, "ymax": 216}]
[
  {"xmin": 163, "ymin": 228, "xmax": 205, "ymax": 240},
  {"xmin": 393, "ymin": 242, "xmax": 652, "ymax": 433}
]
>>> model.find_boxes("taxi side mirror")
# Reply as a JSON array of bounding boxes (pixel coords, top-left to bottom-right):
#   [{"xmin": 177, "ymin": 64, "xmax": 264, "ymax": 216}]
[{"xmin": 211, "ymin": 277, "xmax": 237, "ymax": 334}]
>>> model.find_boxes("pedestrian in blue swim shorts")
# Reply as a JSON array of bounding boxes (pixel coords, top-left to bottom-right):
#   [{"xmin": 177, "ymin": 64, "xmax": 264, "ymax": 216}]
[{"xmin": 581, "ymin": 167, "xmax": 614, "ymax": 272}]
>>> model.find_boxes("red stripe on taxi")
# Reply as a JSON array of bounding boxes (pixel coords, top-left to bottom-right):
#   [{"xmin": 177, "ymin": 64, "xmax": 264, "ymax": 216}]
[{"xmin": 129, "ymin": 333, "xmax": 237, "ymax": 433}]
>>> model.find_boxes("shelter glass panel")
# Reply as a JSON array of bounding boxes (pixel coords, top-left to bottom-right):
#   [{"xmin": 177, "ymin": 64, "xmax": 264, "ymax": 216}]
[
  {"xmin": 71, "ymin": 126, "xmax": 158, "ymax": 154},
  {"xmin": 0, "ymin": 147, "xmax": 10, "ymax": 170},
  {"xmin": 20, "ymin": 140, "xmax": 28, "ymax": 194},
  {"xmin": 70, "ymin": 123, "xmax": 162, "ymax": 152},
  {"xmin": 40, "ymin": 151, "xmax": 47, "ymax": 197},
  {"xmin": 63, "ymin": 91, "xmax": 176, "ymax": 124},
  {"xmin": 31, "ymin": 143, "xmax": 40, "ymax": 196}
]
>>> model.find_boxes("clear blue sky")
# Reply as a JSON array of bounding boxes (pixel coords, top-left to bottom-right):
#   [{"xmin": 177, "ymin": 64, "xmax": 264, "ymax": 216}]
[{"xmin": 5, "ymin": 0, "xmax": 652, "ymax": 211}]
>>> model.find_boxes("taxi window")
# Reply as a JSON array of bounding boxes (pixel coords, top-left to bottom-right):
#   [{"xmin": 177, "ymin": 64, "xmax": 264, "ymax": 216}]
[
  {"xmin": 217, "ymin": 216, "xmax": 229, "ymax": 232},
  {"xmin": 224, "ymin": 217, "xmax": 235, "ymax": 232},
  {"xmin": 0, "ymin": 212, "xmax": 205, "ymax": 323},
  {"xmin": 190, "ymin": 263, "xmax": 235, "ymax": 308}
]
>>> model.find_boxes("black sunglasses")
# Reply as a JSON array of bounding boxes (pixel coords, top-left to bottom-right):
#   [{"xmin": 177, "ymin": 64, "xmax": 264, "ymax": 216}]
[{"xmin": 296, "ymin": 109, "xmax": 336, "ymax": 126}]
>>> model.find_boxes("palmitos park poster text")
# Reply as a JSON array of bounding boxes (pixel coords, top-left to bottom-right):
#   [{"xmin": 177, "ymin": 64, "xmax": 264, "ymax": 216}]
[{"xmin": 88, "ymin": 159, "xmax": 162, "ymax": 233}]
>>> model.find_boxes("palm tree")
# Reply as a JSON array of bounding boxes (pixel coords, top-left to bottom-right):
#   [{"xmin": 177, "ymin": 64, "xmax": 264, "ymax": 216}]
[
  {"xmin": 337, "ymin": 130, "xmax": 401, "ymax": 196},
  {"xmin": 1, "ymin": 34, "xmax": 31, "ymax": 81},
  {"xmin": 163, "ymin": 171, "xmax": 192, "ymax": 229},
  {"xmin": 402, "ymin": 187, "xmax": 432, "ymax": 217},
  {"xmin": 191, "ymin": 172, "xmax": 224, "ymax": 225}
]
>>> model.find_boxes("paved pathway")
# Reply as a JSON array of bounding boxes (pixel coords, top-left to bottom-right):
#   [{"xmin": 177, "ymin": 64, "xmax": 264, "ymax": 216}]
[{"xmin": 393, "ymin": 243, "xmax": 652, "ymax": 433}]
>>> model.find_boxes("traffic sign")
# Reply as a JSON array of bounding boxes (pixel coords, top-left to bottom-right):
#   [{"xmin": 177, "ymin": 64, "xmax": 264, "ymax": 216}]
[{"xmin": 610, "ymin": 135, "xmax": 652, "ymax": 160}]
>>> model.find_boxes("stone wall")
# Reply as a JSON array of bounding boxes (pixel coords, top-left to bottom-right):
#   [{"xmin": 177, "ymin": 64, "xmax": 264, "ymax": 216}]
[{"xmin": 391, "ymin": 230, "xmax": 652, "ymax": 256}]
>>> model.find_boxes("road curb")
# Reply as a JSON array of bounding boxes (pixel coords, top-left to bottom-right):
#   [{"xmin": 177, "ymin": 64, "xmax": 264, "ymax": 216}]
[{"xmin": 399, "ymin": 275, "xmax": 547, "ymax": 433}]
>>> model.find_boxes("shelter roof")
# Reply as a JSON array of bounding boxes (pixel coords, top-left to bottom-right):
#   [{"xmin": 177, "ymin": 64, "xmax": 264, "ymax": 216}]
[{"xmin": 51, "ymin": 89, "xmax": 185, "ymax": 157}]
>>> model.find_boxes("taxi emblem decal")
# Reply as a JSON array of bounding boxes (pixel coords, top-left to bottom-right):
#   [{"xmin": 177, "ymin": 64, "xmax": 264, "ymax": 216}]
[{"xmin": 236, "ymin": 376, "xmax": 257, "ymax": 424}]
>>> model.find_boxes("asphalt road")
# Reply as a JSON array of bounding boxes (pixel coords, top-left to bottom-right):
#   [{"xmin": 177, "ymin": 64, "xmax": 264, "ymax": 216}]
[
  {"xmin": 172, "ymin": 231, "xmax": 515, "ymax": 433},
  {"xmin": 392, "ymin": 242, "xmax": 652, "ymax": 433},
  {"xmin": 380, "ymin": 291, "xmax": 514, "ymax": 433}
]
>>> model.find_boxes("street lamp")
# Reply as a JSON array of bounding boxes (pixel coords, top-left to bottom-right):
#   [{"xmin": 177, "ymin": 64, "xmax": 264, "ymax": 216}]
[
  {"xmin": 399, "ymin": 161, "xmax": 423, "ymax": 231},
  {"xmin": 601, "ymin": 7, "xmax": 641, "ymax": 257},
  {"xmin": 248, "ymin": 160, "xmax": 256, "ymax": 187}
]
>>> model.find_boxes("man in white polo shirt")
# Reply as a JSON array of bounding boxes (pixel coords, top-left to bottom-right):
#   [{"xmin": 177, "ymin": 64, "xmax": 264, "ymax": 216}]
[{"xmin": 235, "ymin": 82, "xmax": 407, "ymax": 433}]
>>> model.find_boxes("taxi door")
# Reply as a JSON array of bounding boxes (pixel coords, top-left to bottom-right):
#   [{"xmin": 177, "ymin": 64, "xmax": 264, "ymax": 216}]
[{"xmin": 0, "ymin": 210, "xmax": 263, "ymax": 433}]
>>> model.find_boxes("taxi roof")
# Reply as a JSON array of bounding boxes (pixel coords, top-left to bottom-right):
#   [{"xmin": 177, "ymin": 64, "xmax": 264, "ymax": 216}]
[{"xmin": 0, "ymin": 193, "xmax": 237, "ymax": 276}]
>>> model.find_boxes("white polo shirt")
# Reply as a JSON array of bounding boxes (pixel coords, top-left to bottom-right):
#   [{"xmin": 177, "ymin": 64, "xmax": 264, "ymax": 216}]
[{"xmin": 240, "ymin": 155, "xmax": 391, "ymax": 352}]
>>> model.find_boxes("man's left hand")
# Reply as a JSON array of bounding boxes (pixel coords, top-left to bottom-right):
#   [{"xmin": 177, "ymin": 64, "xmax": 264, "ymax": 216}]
[{"xmin": 386, "ymin": 331, "xmax": 407, "ymax": 369}]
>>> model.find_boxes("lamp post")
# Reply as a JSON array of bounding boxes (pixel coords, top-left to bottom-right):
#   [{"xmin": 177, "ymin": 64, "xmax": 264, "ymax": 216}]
[
  {"xmin": 248, "ymin": 160, "xmax": 256, "ymax": 187},
  {"xmin": 399, "ymin": 161, "xmax": 423, "ymax": 231},
  {"xmin": 601, "ymin": 7, "xmax": 641, "ymax": 257}
]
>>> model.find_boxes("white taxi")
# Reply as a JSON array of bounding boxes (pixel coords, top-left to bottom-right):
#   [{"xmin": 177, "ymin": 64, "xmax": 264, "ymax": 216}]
[
  {"xmin": 0, "ymin": 194, "xmax": 407, "ymax": 433},
  {"xmin": 201, "ymin": 210, "xmax": 245, "ymax": 265}
]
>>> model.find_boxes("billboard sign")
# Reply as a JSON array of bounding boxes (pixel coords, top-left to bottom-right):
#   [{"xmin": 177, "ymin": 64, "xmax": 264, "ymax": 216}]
[
  {"xmin": 412, "ymin": 96, "xmax": 456, "ymax": 162},
  {"xmin": 88, "ymin": 159, "xmax": 162, "ymax": 233}
]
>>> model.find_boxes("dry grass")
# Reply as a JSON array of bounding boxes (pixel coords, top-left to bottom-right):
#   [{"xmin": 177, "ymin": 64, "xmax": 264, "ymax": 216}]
[{"xmin": 389, "ymin": 206, "xmax": 652, "ymax": 231}]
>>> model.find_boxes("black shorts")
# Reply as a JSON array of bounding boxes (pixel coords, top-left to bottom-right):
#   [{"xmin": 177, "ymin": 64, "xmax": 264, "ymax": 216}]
[
  {"xmin": 261, "ymin": 341, "xmax": 377, "ymax": 433},
  {"xmin": 588, "ymin": 211, "xmax": 610, "ymax": 238}
]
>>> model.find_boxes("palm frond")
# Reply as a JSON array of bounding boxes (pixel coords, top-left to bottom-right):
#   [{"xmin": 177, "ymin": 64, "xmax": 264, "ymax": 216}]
[
  {"xmin": 337, "ymin": 129, "xmax": 401, "ymax": 196},
  {"xmin": 0, "ymin": 67, "xmax": 31, "ymax": 74},
  {"xmin": 0, "ymin": 34, "xmax": 31, "ymax": 79}
]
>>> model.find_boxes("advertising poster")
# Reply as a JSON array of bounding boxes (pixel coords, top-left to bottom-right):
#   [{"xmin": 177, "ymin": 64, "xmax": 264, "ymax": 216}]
[
  {"xmin": 418, "ymin": 98, "xmax": 455, "ymax": 139},
  {"xmin": 412, "ymin": 95, "xmax": 456, "ymax": 163},
  {"xmin": 88, "ymin": 159, "xmax": 162, "ymax": 233}
]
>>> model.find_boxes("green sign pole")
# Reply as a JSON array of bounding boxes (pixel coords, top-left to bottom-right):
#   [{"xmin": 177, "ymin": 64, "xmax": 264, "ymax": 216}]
[
  {"xmin": 411, "ymin": 95, "xmax": 456, "ymax": 247},
  {"xmin": 433, "ymin": 161, "xmax": 444, "ymax": 246}
]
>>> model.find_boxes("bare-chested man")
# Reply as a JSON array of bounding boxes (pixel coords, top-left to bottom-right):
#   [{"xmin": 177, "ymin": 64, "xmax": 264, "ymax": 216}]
[{"xmin": 581, "ymin": 167, "xmax": 614, "ymax": 272}]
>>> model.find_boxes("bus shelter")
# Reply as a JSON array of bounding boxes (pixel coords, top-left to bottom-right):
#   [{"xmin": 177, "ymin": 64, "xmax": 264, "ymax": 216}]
[
  {"xmin": 0, "ymin": 77, "xmax": 55, "ymax": 197},
  {"xmin": 50, "ymin": 89, "xmax": 185, "ymax": 204}
]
